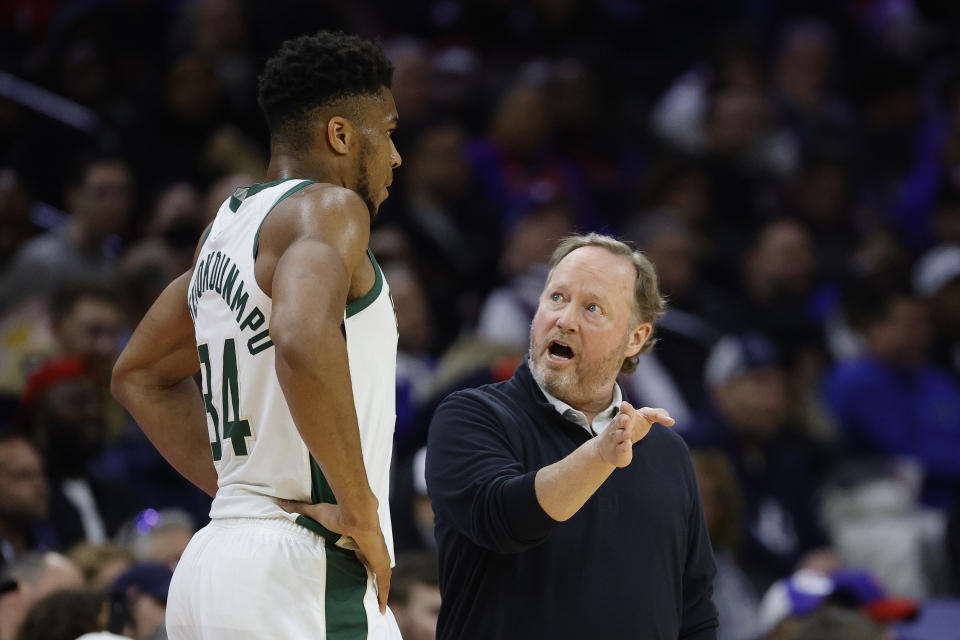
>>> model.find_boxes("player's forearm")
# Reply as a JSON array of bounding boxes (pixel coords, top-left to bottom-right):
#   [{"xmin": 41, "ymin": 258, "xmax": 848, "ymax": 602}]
[
  {"xmin": 534, "ymin": 438, "xmax": 615, "ymax": 521},
  {"xmin": 112, "ymin": 375, "xmax": 218, "ymax": 496},
  {"xmin": 274, "ymin": 330, "xmax": 379, "ymax": 527}
]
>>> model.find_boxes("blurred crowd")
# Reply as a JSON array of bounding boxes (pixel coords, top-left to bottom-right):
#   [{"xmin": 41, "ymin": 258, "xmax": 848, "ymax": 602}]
[{"xmin": 3, "ymin": 1, "xmax": 960, "ymax": 639}]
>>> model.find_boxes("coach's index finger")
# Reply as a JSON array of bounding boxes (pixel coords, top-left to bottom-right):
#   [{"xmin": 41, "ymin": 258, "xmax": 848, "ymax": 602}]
[{"xmin": 639, "ymin": 407, "xmax": 675, "ymax": 427}]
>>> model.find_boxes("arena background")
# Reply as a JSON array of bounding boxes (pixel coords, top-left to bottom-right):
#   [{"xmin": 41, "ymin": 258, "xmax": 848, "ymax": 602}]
[{"xmin": 2, "ymin": 1, "xmax": 960, "ymax": 638}]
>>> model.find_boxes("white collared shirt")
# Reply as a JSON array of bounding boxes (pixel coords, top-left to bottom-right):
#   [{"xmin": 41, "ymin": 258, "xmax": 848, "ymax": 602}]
[{"xmin": 536, "ymin": 381, "xmax": 622, "ymax": 436}]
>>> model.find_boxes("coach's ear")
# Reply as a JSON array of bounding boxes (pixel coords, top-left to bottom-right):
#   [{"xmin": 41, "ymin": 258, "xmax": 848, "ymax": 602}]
[
  {"xmin": 327, "ymin": 116, "xmax": 354, "ymax": 155},
  {"xmin": 626, "ymin": 322, "xmax": 652, "ymax": 358}
]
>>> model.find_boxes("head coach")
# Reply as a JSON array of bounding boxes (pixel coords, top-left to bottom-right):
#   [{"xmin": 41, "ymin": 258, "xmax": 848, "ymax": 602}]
[{"xmin": 425, "ymin": 232, "xmax": 718, "ymax": 639}]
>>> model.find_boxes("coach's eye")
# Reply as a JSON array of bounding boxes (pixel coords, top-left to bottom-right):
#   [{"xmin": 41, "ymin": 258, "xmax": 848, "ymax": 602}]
[{"xmin": 551, "ymin": 293, "xmax": 562, "ymax": 302}]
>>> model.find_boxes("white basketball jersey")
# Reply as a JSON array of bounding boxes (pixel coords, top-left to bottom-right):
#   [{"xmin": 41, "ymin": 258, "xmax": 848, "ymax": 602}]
[{"xmin": 187, "ymin": 178, "xmax": 398, "ymax": 559}]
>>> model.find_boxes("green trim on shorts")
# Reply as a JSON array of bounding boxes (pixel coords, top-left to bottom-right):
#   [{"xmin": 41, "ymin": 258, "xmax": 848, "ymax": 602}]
[
  {"xmin": 324, "ymin": 543, "xmax": 370, "ymax": 640},
  {"xmin": 345, "ymin": 248, "xmax": 383, "ymax": 318}
]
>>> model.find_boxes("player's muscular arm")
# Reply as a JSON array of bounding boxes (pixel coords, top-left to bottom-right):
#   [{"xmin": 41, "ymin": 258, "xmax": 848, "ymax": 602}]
[
  {"xmin": 111, "ymin": 270, "xmax": 219, "ymax": 497},
  {"xmin": 266, "ymin": 187, "xmax": 391, "ymax": 611},
  {"xmin": 534, "ymin": 404, "xmax": 674, "ymax": 521}
]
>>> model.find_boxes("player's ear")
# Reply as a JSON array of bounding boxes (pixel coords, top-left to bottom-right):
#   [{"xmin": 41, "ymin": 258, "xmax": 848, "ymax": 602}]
[{"xmin": 327, "ymin": 116, "xmax": 353, "ymax": 155}]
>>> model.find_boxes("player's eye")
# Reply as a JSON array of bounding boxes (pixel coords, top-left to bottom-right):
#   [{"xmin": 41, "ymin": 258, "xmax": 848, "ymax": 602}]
[{"xmin": 586, "ymin": 303, "xmax": 600, "ymax": 313}]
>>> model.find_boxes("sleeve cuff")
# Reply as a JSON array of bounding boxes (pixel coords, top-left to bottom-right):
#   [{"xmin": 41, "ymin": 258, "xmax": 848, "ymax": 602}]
[{"xmin": 501, "ymin": 469, "xmax": 559, "ymax": 543}]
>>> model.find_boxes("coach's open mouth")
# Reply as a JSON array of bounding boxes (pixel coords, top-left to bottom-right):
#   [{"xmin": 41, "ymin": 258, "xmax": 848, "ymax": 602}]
[{"xmin": 548, "ymin": 340, "xmax": 575, "ymax": 361}]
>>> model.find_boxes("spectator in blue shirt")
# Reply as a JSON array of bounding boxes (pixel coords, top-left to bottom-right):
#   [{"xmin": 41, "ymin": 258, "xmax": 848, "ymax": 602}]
[{"xmin": 825, "ymin": 285, "xmax": 960, "ymax": 507}]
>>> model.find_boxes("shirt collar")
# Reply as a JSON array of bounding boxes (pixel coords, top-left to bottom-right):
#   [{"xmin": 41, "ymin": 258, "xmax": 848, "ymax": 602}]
[{"xmin": 535, "ymin": 379, "xmax": 622, "ymax": 436}]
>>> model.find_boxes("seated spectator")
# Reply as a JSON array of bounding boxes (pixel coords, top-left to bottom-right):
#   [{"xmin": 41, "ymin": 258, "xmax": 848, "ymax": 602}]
[
  {"xmin": 20, "ymin": 358, "xmax": 142, "ymax": 548},
  {"xmin": 389, "ymin": 551, "xmax": 440, "ymax": 640},
  {"xmin": 15, "ymin": 587, "xmax": 114, "ymax": 640},
  {"xmin": 621, "ymin": 215, "xmax": 721, "ymax": 425},
  {"xmin": 108, "ymin": 564, "xmax": 171, "ymax": 640},
  {"xmin": 115, "ymin": 509, "xmax": 194, "ymax": 569},
  {"xmin": 0, "ymin": 435, "xmax": 54, "ymax": 572},
  {"xmin": 687, "ymin": 332, "xmax": 834, "ymax": 591},
  {"xmin": 387, "ymin": 119, "xmax": 502, "ymax": 352},
  {"xmin": 768, "ymin": 605, "xmax": 890, "ymax": 640},
  {"xmin": 0, "ymin": 551, "xmax": 84, "ymax": 640},
  {"xmin": 475, "ymin": 200, "xmax": 574, "ymax": 351},
  {"xmin": 68, "ymin": 543, "xmax": 133, "ymax": 591},
  {"xmin": 759, "ymin": 568, "xmax": 916, "ymax": 640},
  {"xmin": 692, "ymin": 450, "xmax": 762, "ymax": 640},
  {"xmin": 0, "ymin": 153, "xmax": 133, "ymax": 312},
  {"xmin": 48, "ymin": 280, "xmax": 125, "ymax": 388},
  {"xmin": 824, "ymin": 285, "xmax": 960, "ymax": 507}
]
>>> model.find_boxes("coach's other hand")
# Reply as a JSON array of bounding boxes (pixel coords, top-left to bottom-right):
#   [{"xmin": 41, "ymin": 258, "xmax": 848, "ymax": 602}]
[
  {"xmin": 278, "ymin": 500, "xmax": 392, "ymax": 613},
  {"xmin": 596, "ymin": 403, "xmax": 674, "ymax": 468}
]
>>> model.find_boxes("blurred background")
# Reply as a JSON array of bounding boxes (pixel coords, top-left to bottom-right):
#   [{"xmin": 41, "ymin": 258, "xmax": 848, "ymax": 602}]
[{"xmin": 2, "ymin": 1, "xmax": 960, "ymax": 639}]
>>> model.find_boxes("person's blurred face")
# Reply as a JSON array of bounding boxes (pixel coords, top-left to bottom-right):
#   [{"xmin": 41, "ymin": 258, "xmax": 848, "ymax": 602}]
[
  {"xmin": 39, "ymin": 377, "xmax": 106, "ymax": 467},
  {"xmin": 70, "ymin": 161, "xmax": 133, "ymax": 240},
  {"xmin": 0, "ymin": 439, "xmax": 48, "ymax": 524},
  {"xmin": 714, "ymin": 367, "xmax": 789, "ymax": 439},
  {"xmin": 707, "ymin": 87, "xmax": 766, "ymax": 153},
  {"xmin": 644, "ymin": 226, "xmax": 698, "ymax": 299},
  {"xmin": 799, "ymin": 164, "xmax": 848, "ymax": 224},
  {"xmin": 354, "ymin": 89, "xmax": 402, "ymax": 216},
  {"xmin": 749, "ymin": 220, "xmax": 817, "ymax": 297},
  {"xmin": 394, "ymin": 583, "xmax": 441, "ymax": 640},
  {"xmin": 410, "ymin": 124, "xmax": 469, "ymax": 200},
  {"xmin": 776, "ymin": 29, "xmax": 832, "ymax": 108},
  {"xmin": 866, "ymin": 297, "xmax": 932, "ymax": 369},
  {"xmin": 389, "ymin": 46, "xmax": 432, "ymax": 122},
  {"xmin": 55, "ymin": 297, "xmax": 124, "ymax": 381},
  {"xmin": 529, "ymin": 246, "xmax": 649, "ymax": 411},
  {"xmin": 491, "ymin": 85, "xmax": 550, "ymax": 156}
]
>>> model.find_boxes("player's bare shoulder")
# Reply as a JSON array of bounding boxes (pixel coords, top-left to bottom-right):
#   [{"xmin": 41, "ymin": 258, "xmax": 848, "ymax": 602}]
[{"xmin": 253, "ymin": 182, "xmax": 373, "ymax": 298}]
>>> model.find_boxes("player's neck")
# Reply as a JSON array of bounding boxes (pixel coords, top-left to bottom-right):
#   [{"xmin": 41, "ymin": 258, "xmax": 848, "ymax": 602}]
[{"xmin": 266, "ymin": 149, "xmax": 344, "ymax": 187}]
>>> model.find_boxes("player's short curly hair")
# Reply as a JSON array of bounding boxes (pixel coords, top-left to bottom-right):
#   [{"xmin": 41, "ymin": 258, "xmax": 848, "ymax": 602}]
[{"xmin": 257, "ymin": 30, "xmax": 394, "ymax": 139}]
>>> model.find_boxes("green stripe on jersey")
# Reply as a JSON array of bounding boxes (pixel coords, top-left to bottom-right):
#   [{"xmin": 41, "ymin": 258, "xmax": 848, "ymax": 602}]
[
  {"xmin": 252, "ymin": 180, "xmax": 317, "ymax": 258},
  {"xmin": 294, "ymin": 455, "xmax": 340, "ymax": 542},
  {"xmin": 324, "ymin": 543, "xmax": 369, "ymax": 640},
  {"xmin": 345, "ymin": 248, "xmax": 383, "ymax": 318}
]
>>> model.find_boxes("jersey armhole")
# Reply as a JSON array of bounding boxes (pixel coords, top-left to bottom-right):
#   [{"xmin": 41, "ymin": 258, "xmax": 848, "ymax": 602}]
[
  {"xmin": 344, "ymin": 248, "xmax": 383, "ymax": 318},
  {"xmin": 251, "ymin": 180, "xmax": 318, "ymax": 259}
]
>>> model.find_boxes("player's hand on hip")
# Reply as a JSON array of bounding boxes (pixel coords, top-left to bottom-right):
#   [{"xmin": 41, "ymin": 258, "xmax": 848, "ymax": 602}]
[{"xmin": 278, "ymin": 500, "xmax": 392, "ymax": 614}]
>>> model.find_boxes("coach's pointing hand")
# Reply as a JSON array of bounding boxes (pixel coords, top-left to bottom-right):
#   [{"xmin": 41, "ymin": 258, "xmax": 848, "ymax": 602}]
[
  {"xmin": 596, "ymin": 403, "xmax": 675, "ymax": 468},
  {"xmin": 279, "ymin": 500, "xmax": 392, "ymax": 613}
]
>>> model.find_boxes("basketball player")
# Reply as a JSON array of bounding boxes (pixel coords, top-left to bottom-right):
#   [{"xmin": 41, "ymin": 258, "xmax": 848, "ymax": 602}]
[{"xmin": 111, "ymin": 31, "xmax": 403, "ymax": 638}]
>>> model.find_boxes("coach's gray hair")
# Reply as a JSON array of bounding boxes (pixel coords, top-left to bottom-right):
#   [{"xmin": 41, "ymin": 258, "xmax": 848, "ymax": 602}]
[{"xmin": 547, "ymin": 233, "xmax": 666, "ymax": 374}]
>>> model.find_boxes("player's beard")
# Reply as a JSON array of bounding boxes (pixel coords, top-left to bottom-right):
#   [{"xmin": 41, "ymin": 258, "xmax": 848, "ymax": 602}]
[
  {"xmin": 528, "ymin": 326, "xmax": 628, "ymax": 409},
  {"xmin": 354, "ymin": 143, "xmax": 378, "ymax": 218}
]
